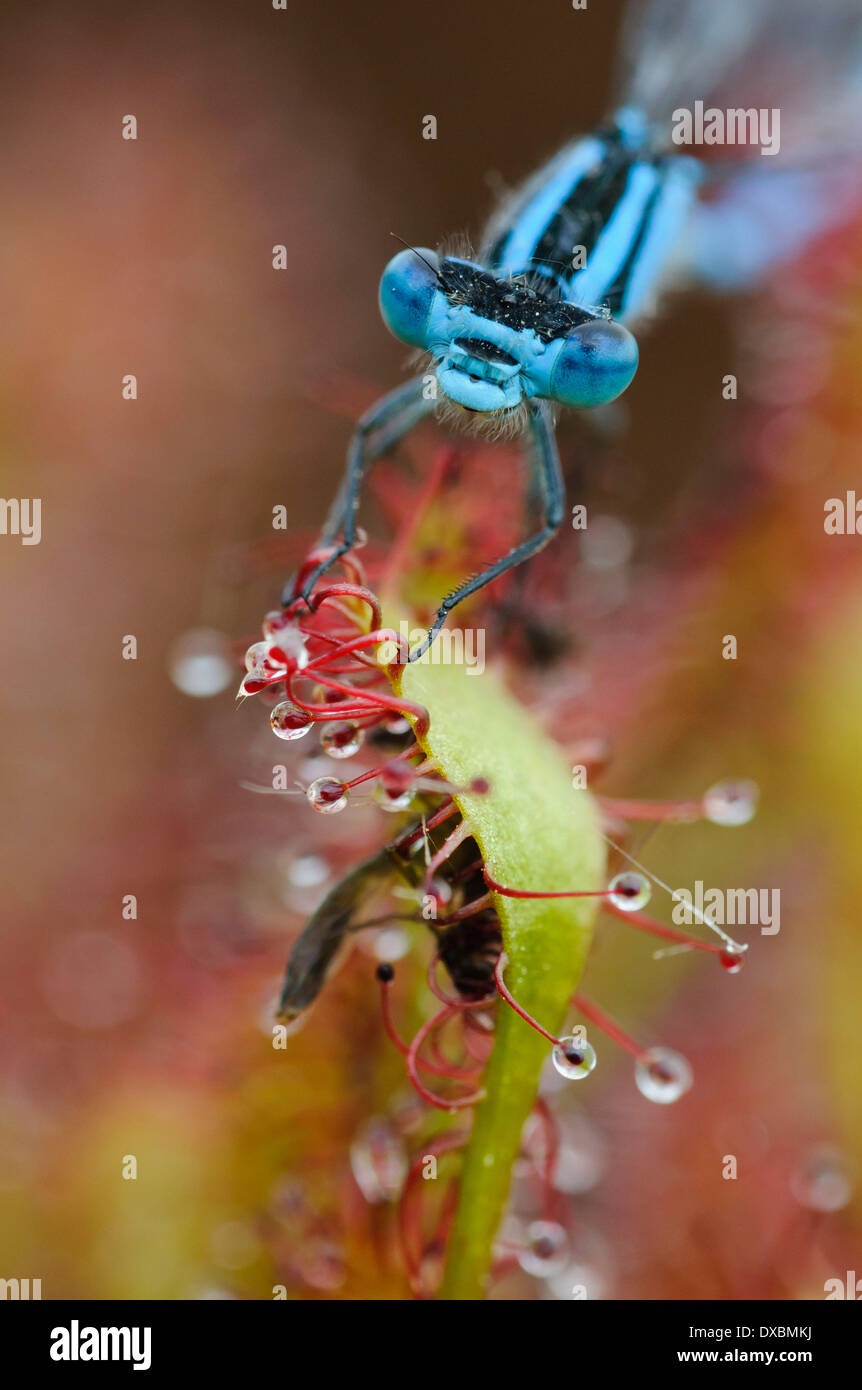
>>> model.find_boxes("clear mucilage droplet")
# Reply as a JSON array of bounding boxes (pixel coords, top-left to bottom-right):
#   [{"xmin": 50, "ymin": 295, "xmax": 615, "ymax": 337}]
[
  {"xmin": 286, "ymin": 855, "xmax": 329, "ymax": 890},
  {"xmin": 608, "ymin": 871, "xmax": 651, "ymax": 912},
  {"xmin": 271, "ymin": 628, "xmax": 309, "ymax": 672},
  {"xmin": 168, "ymin": 628, "xmax": 233, "ymax": 698},
  {"xmin": 379, "ymin": 760, "xmax": 413, "ymax": 794},
  {"xmin": 552, "ymin": 1035, "xmax": 597, "ymax": 1080},
  {"xmin": 372, "ymin": 927, "xmax": 410, "ymax": 962},
  {"xmin": 270, "ymin": 701, "xmax": 313, "ymax": 740},
  {"xmin": 517, "ymin": 1220, "xmax": 570, "ymax": 1278},
  {"xmin": 241, "ymin": 669, "xmax": 272, "ymax": 695},
  {"xmin": 719, "ymin": 948, "xmax": 745, "ymax": 974},
  {"xmin": 382, "ymin": 713, "xmax": 411, "ymax": 736},
  {"xmin": 262, "ymin": 609, "xmax": 287, "ymax": 638},
  {"xmin": 349, "ymin": 1118, "xmax": 408, "ymax": 1205},
  {"xmin": 373, "ymin": 760, "xmax": 415, "ymax": 811},
  {"xmin": 790, "ymin": 1147, "xmax": 856, "ymax": 1213},
  {"xmin": 320, "ymin": 721, "xmax": 363, "ymax": 760},
  {"xmin": 373, "ymin": 785, "xmax": 414, "ymax": 813},
  {"xmin": 703, "ymin": 779, "xmax": 759, "ymax": 826},
  {"xmin": 307, "ymin": 777, "xmax": 349, "ymax": 814},
  {"xmin": 424, "ymin": 877, "xmax": 454, "ymax": 913},
  {"xmin": 261, "ymin": 611, "xmax": 310, "ymax": 667},
  {"xmin": 634, "ymin": 1046, "xmax": 693, "ymax": 1103},
  {"xmin": 244, "ymin": 640, "xmax": 279, "ymax": 673}
]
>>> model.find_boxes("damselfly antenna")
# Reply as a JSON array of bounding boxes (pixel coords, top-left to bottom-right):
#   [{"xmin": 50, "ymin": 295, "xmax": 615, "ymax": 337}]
[{"xmin": 388, "ymin": 232, "xmax": 442, "ymax": 281}]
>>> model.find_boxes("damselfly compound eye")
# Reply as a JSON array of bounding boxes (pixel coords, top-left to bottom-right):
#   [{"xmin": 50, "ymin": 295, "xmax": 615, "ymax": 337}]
[
  {"xmin": 517, "ymin": 1220, "xmax": 570, "ymax": 1278},
  {"xmin": 634, "ymin": 1047, "xmax": 693, "ymax": 1104},
  {"xmin": 703, "ymin": 779, "xmax": 759, "ymax": 826},
  {"xmin": 270, "ymin": 701, "xmax": 313, "ymax": 740},
  {"xmin": 320, "ymin": 721, "xmax": 363, "ymax": 759},
  {"xmin": 608, "ymin": 871, "xmax": 651, "ymax": 912},
  {"xmin": 552, "ymin": 1036, "xmax": 597, "ymax": 1080},
  {"xmin": 306, "ymin": 777, "xmax": 349, "ymax": 814}
]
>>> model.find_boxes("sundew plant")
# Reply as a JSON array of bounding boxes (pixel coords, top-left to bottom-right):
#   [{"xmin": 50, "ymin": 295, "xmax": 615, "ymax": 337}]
[{"xmin": 237, "ymin": 488, "xmax": 755, "ymax": 1298}]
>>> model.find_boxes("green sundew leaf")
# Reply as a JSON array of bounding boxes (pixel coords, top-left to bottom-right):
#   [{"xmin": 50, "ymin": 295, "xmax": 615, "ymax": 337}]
[{"xmin": 390, "ymin": 638, "xmax": 605, "ymax": 1300}]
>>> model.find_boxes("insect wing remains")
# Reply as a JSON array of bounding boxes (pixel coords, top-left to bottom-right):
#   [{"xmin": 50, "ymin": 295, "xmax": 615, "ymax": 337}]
[{"xmin": 277, "ymin": 845, "xmax": 417, "ymax": 1023}]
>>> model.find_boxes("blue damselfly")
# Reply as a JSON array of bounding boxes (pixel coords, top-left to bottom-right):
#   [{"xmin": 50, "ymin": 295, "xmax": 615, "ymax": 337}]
[{"xmin": 291, "ymin": 0, "xmax": 862, "ymax": 657}]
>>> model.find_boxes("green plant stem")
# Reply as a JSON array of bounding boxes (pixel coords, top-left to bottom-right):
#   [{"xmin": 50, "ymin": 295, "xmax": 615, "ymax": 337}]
[{"xmin": 394, "ymin": 645, "xmax": 604, "ymax": 1300}]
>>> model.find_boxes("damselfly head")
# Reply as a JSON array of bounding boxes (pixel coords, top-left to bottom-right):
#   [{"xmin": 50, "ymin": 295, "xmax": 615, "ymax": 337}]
[{"xmin": 379, "ymin": 247, "xmax": 638, "ymax": 419}]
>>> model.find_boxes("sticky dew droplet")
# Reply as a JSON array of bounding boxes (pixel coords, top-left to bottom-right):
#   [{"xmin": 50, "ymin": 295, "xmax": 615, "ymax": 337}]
[
  {"xmin": 608, "ymin": 871, "xmax": 651, "ymax": 912},
  {"xmin": 169, "ymin": 628, "xmax": 233, "ymax": 698},
  {"xmin": 244, "ymin": 641, "xmax": 281, "ymax": 673},
  {"xmin": 703, "ymin": 779, "xmax": 759, "ymax": 827},
  {"xmin": 552, "ymin": 1035, "xmax": 597, "ymax": 1080},
  {"xmin": 517, "ymin": 1221, "xmax": 570, "ymax": 1278},
  {"xmin": 270, "ymin": 701, "xmax": 313, "ymax": 741},
  {"xmin": 320, "ymin": 721, "xmax": 363, "ymax": 760},
  {"xmin": 791, "ymin": 1148, "xmax": 856, "ymax": 1213},
  {"xmin": 634, "ymin": 1046, "xmax": 692, "ymax": 1103},
  {"xmin": 719, "ymin": 948, "xmax": 746, "ymax": 974},
  {"xmin": 306, "ymin": 777, "xmax": 348, "ymax": 814},
  {"xmin": 373, "ymin": 785, "xmax": 414, "ymax": 812}
]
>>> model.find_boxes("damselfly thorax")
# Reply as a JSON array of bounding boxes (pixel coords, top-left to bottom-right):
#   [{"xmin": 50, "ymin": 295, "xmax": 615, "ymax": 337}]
[{"xmin": 380, "ymin": 109, "xmax": 704, "ymax": 426}]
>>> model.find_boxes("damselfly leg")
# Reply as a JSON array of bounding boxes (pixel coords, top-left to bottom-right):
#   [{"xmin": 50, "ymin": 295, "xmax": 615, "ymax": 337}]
[
  {"xmin": 409, "ymin": 400, "xmax": 564, "ymax": 661},
  {"xmin": 284, "ymin": 375, "xmax": 432, "ymax": 608},
  {"xmin": 290, "ymin": 386, "xmax": 564, "ymax": 662}
]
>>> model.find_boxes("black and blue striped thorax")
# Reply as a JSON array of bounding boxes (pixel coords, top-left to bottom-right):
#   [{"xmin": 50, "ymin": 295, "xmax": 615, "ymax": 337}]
[
  {"xmin": 478, "ymin": 108, "xmax": 701, "ymax": 324},
  {"xmin": 377, "ymin": 109, "xmax": 700, "ymax": 417}
]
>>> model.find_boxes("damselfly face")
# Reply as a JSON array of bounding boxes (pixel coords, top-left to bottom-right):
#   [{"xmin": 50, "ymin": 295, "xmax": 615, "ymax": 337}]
[{"xmin": 379, "ymin": 248, "xmax": 638, "ymax": 420}]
